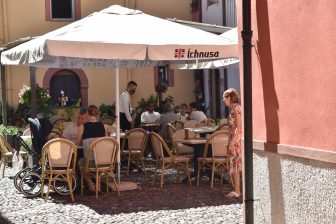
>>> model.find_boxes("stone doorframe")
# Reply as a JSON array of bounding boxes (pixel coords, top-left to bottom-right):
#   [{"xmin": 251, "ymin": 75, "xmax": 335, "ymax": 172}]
[{"xmin": 43, "ymin": 68, "xmax": 88, "ymax": 108}]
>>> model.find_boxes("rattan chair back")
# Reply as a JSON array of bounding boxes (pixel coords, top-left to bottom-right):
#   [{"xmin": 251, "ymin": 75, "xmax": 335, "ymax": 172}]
[{"xmin": 184, "ymin": 120, "xmax": 200, "ymax": 128}]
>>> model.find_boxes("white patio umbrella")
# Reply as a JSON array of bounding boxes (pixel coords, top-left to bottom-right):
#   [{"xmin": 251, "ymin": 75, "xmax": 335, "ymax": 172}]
[{"xmin": 0, "ymin": 5, "xmax": 239, "ymax": 181}]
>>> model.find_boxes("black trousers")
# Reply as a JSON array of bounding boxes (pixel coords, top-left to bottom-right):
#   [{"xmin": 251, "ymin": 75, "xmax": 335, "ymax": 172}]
[{"xmin": 120, "ymin": 112, "xmax": 131, "ymax": 131}]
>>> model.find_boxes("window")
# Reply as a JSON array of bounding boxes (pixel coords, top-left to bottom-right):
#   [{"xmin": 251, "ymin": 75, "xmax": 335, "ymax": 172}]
[
  {"xmin": 207, "ymin": 0, "xmax": 219, "ymax": 6},
  {"xmin": 45, "ymin": 0, "xmax": 81, "ymax": 21},
  {"xmin": 158, "ymin": 66, "xmax": 169, "ymax": 85},
  {"xmin": 154, "ymin": 65, "xmax": 174, "ymax": 87},
  {"xmin": 51, "ymin": 0, "xmax": 74, "ymax": 19}
]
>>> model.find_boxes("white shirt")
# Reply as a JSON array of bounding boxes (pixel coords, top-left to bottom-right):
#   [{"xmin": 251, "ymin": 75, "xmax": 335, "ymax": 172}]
[
  {"xmin": 189, "ymin": 111, "xmax": 207, "ymax": 122},
  {"xmin": 119, "ymin": 91, "xmax": 132, "ymax": 122},
  {"xmin": 62, "ymin": 122, "xmax": 78, "ymax": 143},
  {"xmin": 141, "ymin": 111, "xmax": 160, "ymax": 123},
  {"xmin": 178, "ymin": 113, "xmax": 189, "ymax": 122}
]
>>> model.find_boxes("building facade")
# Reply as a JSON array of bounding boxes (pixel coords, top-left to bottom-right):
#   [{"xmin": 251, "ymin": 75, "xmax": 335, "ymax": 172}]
[
  {"xmin": 0, "ymin": 0, "xmax": 195, "ymax": 114},
  {"xmin": 193, "ymin": 0, "xmax": 240, "ymax": 119},
  {"xmin": 236, "ymin": 1, "xmax": 336, "ymax": 223}
]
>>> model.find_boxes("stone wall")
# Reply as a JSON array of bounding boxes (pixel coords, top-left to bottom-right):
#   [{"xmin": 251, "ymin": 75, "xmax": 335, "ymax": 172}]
[{"xmin": 253, "ymin": 150, "xmax": 336, "ymax": 224}]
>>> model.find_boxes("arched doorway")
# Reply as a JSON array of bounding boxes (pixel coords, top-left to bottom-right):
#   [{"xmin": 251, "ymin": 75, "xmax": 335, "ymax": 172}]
[
  {"xmin": 43, "ymin": 68, "xmax": 88, "ymax": 108},
  {"xmin": 50, "ymin": 70, "xmax": 80, "ymax": 106}
]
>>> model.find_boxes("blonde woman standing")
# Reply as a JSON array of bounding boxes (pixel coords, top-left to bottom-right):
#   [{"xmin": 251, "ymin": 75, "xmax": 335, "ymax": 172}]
[{"xmin": 223, "ymin": 88, "xmax": 242, "ymax": 198}]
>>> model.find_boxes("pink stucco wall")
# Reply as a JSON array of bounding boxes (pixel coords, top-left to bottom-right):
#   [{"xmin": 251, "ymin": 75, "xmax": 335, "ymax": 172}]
[{"xmin": 237, "ymin": 0, "xmax": 336, "ymax": 152}]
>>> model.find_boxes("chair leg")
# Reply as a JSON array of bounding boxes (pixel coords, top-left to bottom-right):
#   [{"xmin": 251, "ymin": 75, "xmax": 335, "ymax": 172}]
[
  {"xmin": 152, "ymin": 162, "xmax": 159, "ymax": 185},
  {"xmin": 45, "ymin": 176, "xmax": 53, "ymax": 202},
  {"xmin": 80, "ymin": 173, "xmax": 84, "ymax": 196},
  {"xmin": 106, "ymin": 174, "xmax": 109, "ymax": 193},
  {"xmin": 220, "ymin": 168, "xmax": 224, "ymax": 186},
  {"xmin": 41, "ymin": 176, "xmax": 45, "ymax": 198},
  {"xmin": 186, "ymin": 162, "xmax": 191, "ymax": 185},
  {"xmin": 197, "ymin": 162, "xmax": 201, "ymax": 186},
  {"xmin": 95, "ymin": 172, "xmax": 99, "ymax": 199},
  {"xmin": 141, "ymin": 156, "xmax": 146, "ymax": 175},
  {"xmin": 110, "ymin": 172, "xmax": 120, "ymax": 196},
  {"xmin": 1, "ymin": 158, "xmax": 5, "ymax": 178},
  {"xmin": 67, "ymin": 173, "xmax": 74, "ymax": 202},
  {"xmin": 211, "ymin": 163, "xmax": 215, "ymax": 188},
  {"xmin": 174, "ymin": 164, "xmax": 178, "ymax": 183},
  {"xmin": 160, "ymin": 162, "xmax": 164, "ymax": 188},
  {"xmin": 127, "ymin": 154, "xmax": 131, "ymax": 176}
]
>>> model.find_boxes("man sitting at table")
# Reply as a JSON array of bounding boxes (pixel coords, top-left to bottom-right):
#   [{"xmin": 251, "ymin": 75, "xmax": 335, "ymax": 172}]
[
  {"xmin": 141, "ymin": 102, "xmax": 160, "ymax": 124},
  {"xmin": 63, "ymin": 108, "xmax": 88, "ymax": 144},
  {"xmin": 159, "ymin": 103, "xmax": 181, "ymax": 143},
  {"xmin": 189, "ymin": 102, "xmax": 207, "ymax": 122}
]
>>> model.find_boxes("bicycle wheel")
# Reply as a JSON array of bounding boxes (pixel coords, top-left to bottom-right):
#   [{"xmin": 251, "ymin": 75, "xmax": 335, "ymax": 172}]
[
  {"xmin": 53, "ymin": 174, "xmax": 77, "ymax": 195},
  {"xmin": 19, "ymin": 172, "xmax": 42, "ymax": 198},
  {"xmin": 14, "ymin": 167, "xmax": 32, "ymax": 191}
]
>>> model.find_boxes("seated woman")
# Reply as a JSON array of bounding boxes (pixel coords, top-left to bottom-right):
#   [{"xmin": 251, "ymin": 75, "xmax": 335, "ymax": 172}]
[{"xmin": 77, "ymin": 105, "xmax": 108, "ymax": 193}]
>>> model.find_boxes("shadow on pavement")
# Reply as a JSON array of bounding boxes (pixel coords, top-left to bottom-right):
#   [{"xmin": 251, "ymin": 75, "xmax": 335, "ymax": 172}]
[{"xmin": 50, "ymin": 162, "xmax": 242, "ymax": 215}]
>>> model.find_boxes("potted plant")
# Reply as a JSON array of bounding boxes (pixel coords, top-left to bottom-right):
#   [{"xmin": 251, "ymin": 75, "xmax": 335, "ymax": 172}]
[{"xmin": 0, "ymin": 124, "xmax": 20, "ymax": 149}]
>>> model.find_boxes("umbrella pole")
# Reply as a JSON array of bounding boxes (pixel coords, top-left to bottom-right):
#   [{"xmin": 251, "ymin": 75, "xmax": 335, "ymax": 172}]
[{"xmin": 115, "ymin": 67, "xmax": 121, "ymax": 183}]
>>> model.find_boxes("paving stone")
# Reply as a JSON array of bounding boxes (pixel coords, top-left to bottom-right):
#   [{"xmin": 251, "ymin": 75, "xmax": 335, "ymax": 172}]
[{"xmin": 0, "ymin": 166, "xmax": 243, "ymax": 223}]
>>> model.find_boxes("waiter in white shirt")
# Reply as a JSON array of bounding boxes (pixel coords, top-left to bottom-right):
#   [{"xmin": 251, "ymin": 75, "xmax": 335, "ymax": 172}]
[{"xmin": 119, "ymin": 81, "xmax": 137, "ymax": 131}]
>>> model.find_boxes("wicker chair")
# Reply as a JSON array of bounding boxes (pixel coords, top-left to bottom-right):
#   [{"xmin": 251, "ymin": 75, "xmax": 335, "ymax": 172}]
[
  {"xmin": 169, "ymin": 120, "xmax": 184, "ymax": 130},
  {"xmin": 40, "ymin": 138, "xmax": 77, "ymax": 202},
  {"xmin": 201, "ymin": 118, "xmax": 215, "ymax": 126},
  {"xmin": 100, "ymin": 116, "xmax": 115, "ymax": 125},
  {"xmin": 184, "ymin": 120, "xmax": 200, "ymax": 128},
  {"xmin": 52, "ymin": 118, "xmax": 69, "ymax": 131},
  {"xmin": 172, "ymin": 129, "xmax": 194, "ymax": 157},
  {"xmin": 121, "ymin": 128, "xmax": 148, "ymax": 175},
  {"xmin": 0, "ymin": 133, "xmax": 28, "ymax": 177},
  {"xmin": 219, "ymin": 118, "xmax": 228, "ymax": 125},
  {"xmin": 197, "ymin": 130, "xmax": 230, "ymax": 188},
  {"xmin": 22, "ymin": 128, "xmax": 31, "ymax": 136},
  {"xmin": 48, "ymin": 128, "xmax": 64, "ymax": 140},
  {"xmin": 80, "ymin": 137, "xmax": 120, "ymax": 199},
  {"xmin": 167, "ymin": 123, "xmax": 176, "ymax": 143},
  {"xmin": 150, "ymin": 132, "xmax": 191, "ymax": 188}
]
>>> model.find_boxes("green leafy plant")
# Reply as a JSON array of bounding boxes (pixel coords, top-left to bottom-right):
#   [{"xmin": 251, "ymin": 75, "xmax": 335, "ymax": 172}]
[
  {"xmin": 0, "ymin": 101, "xmax": 15, "ymax": 124},
  {"xmin": 99, "ymin": 103, "xmax": 116, "ymax": 118},
  {"xmin": 136, "ymin": 95, "xmax": 158, "ymax": 113},
  {"xmin": 0, "ymin": 124, "xmax": 20, "ymax": 135},
  {"xmin": 16, "ymin": 84, "xmax": 55, "ymax": 120}
]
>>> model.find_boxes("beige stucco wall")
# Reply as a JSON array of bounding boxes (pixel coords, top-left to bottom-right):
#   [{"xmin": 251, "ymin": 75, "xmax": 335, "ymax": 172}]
[
  {"xmin": 0, "ymin": 0, "xmax": 195, "ymax": 110},
  {"xmin": 253, "ymin": 150, "xmax": 336, "ymax": 224}
]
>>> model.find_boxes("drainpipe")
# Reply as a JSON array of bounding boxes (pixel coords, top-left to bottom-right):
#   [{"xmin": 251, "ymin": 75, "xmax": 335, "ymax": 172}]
[
  {"xmin": 241, "ymin": 0, "xmax": 254, "ymax": 224},
  {"xmin": 2, "ymin": 0, "xmax": 13, "ymax": 106},
  {"xmin": 30, "ymin": 67, "xmax": 37, "ymax": 118},
  {"xmin": 0, "ymin": 61, "xmax": 7, "ymax": 125}
]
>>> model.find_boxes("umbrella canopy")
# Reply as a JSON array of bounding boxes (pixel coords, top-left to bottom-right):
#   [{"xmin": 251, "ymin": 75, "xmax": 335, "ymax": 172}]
[{"xmin": 1, "ymin": 5, "xmax": 238, "ymax": 68}]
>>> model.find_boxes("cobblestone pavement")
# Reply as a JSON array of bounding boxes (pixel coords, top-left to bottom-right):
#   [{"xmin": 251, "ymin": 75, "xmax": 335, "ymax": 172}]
[{"xmin": 0, "ymin": 165, "xmax": 243, "ymax": 224}]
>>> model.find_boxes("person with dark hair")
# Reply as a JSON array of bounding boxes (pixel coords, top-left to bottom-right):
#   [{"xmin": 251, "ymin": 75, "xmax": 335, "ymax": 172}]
[
  {"xmin": 119, "ymin": 81, "xmax": 137, "ymax": 131},
  {"xmin": 178, "ymin": 103, "xmax": 189, "ymax": 122},
  {"xmin": 223, "ymin": 88, "xmax": 242, "ymax": 198},
  {"xmin": 141, "ymin": 102, "xmax": 160, "ymax": 124},
  {"xmin": 63, "ymin": 107, "xmax": 88, "ymax": 143},
  {"xmin": 77, "ymin": 105, "xmax": 108, "ymax": 193},
  {"xmin": 189, "ymin": 102, "xmax": 207, "ymax": 122}
]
